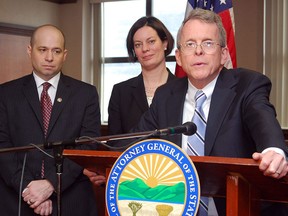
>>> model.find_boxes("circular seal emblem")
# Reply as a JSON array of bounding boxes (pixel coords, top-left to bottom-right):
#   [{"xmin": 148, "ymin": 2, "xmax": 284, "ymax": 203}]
[{"xmin": 106, "ymin": 139, "xmax": 200, "ymax": 216}]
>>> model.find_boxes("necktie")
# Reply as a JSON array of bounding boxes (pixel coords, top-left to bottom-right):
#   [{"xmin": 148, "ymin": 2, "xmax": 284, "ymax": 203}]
[
  {"xmin": 40, "ymin": 82, "xmax": 52, "ymax": 178},
  {"xmin": 41, "ymin": 82, "xmax": 52, "ymax": 138},
  {"xmin": 187, "ymin": 90, "xmax": 208, "ymax": 216},
  {"xmin": 187, "ymin": 90, "xmax": 207, "ymax": 156}
]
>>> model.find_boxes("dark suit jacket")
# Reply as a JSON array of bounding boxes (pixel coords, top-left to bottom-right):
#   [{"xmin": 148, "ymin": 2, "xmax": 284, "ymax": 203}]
[
  {"xmin": 108, "ymin": 69, "xmax": 176, "ymax": 135},
  {"xmin": 0, "ymin": 73, "xmax": 101, "ymax": 216},
  {"xmin": 133, "ymin": 67, "xmax": 288, "ymax": 215}
]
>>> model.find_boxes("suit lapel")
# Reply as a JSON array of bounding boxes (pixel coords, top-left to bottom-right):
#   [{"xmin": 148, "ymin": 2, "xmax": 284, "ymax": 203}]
[
  {"xmin": 46, "ymin": 74, "xmax": 71, "ymax": 137},
  {"xmin": 131, "ymin": 74, "xmax": 149, "ymax": 112},
  {"xmin": 205, "ymin": 69, "xmax": 238, "ymax": 155},
  {"xmin": 166, "ymin": 78, "xmax": 188, "ymax": 145},
  {"xmin": 22, "ymin": 74, "xmax": 43, "ymax": 130}
]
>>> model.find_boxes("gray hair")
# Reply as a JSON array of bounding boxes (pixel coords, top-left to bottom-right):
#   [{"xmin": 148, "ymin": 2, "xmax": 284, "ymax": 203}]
[{"xmin": 176, "ymin": 8, "xmax": 227, "ymax": 48}]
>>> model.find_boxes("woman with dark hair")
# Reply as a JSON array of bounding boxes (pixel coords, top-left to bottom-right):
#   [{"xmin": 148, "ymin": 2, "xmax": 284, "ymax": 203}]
[{"xmin": 108, "ymin": 16, "xmax": 177, "ymax": 135}]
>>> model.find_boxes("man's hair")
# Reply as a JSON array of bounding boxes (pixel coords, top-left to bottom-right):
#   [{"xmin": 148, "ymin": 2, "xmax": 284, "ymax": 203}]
[
  {"xmin": 176, "ymin": 8, "xmax": 227, "ymax": 48},
  {"xmin": 126, "ymin": 16, "xmax": 174, "ymax": 62},
  {"xmin": 30, "ymin": 24, "xmax": 66, "ymax": 48}
]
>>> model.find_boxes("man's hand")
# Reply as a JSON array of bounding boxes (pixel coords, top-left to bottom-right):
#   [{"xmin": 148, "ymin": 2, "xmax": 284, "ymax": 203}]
[
  {"xmin": 33, "ymin": 199, "xmax": 53, "ymax": 216},
  {"xmin": 253, "ymin": 150, "xmax": 288, "ymax": 179},
  {"xmin": 22, "ymin": 179, "xmax": 54, "ymax": 209},
  {"xmin": 83, "ymin": 169, "xmax": 106, "ymax": 186}
]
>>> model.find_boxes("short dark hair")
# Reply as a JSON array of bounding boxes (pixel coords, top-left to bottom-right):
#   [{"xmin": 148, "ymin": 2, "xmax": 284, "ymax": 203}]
[{"xmin": 126, "ymin": 16, "xmax": 174, "ymax": 62}]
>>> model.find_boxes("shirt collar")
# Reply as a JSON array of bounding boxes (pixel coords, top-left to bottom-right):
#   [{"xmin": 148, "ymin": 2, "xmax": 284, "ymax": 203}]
[
  {"xmin": 187, "ymin": 74, "xmax": 219, "ymax": 102},
  {"xmin": 33, "ymin": 72, "xmax": 61, "ymax": 89}
]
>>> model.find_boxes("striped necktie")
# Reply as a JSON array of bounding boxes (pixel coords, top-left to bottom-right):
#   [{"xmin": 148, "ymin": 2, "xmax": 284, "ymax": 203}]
[
  {"xmin": 41, "ymin": 82, "xmax": 52, "ymax": 138},
  {"xmin": 187, "ymin": 90, "xmax": 208, "ymax": 216},
  {"xmin": 40, "ymin": 82, "xmax": 52, "ymax": 178},
  {"xmin": 187, "ymin": 90, "xmax": 207, "ymax": 156}
]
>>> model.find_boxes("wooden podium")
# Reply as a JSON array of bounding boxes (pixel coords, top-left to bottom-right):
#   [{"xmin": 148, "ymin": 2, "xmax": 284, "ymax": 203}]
[{"xmin": 63, "ymin": 149, "xmax": 288, "ymax": 216}]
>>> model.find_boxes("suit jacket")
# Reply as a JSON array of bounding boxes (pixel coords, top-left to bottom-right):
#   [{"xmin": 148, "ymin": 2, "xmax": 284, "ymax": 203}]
[
  {"xmin": 0, "ymin": 73, "xmax": 101, "ymax": 216},
  {"xmin": 133, "ymin": 67, "xmax": 288, "ymax": 215},
  {"xmin": 108, "ymin": 69, "xmax": 176, "ymax": 135}
]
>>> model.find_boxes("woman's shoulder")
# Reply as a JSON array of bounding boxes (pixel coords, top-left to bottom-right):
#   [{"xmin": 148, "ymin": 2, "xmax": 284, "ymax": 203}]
[{"xmin": 112, "ymin": 74, "xmax": 143, "ymax": 92}]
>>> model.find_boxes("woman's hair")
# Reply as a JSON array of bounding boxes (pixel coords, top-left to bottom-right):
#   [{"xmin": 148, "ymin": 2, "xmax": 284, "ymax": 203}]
[
  {"xmin": 176, "ymin": 8, "xmax": 227, "ymax": 48},
  {"xmin": 126, "ymin": 16, "xmax": 174, "ymax": 62}
]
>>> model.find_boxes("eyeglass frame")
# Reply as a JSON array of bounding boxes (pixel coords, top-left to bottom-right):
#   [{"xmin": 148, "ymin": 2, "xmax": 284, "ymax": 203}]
[{"xmin": 178, "ymin": 40, "xmax": 223, "ymax": 55}]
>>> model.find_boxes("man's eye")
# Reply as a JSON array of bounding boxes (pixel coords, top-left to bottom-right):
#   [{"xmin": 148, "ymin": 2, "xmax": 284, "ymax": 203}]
[
  {"xmin": 53, "ymin": 50, "xmax": 61, "ymax": 54},
  {"xmin": 39, "ymin": 48, "xmax": 46, "ymax": 52},
  {"xmin": 186, "ymin": 42, "xmax": 195, "ymax": 48},
  {"xmin": 203, "ymin": 41, "xmax": 213, "ymax": 47}
]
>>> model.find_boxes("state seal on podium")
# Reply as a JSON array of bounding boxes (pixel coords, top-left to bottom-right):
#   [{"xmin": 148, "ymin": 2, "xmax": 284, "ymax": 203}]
[{"xmin": 106, "ymin": 139, "xmax": 201, "ymax": 216}]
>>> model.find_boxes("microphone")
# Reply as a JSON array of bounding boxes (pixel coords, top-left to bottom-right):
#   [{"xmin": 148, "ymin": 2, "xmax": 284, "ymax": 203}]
[
  {"xmin": 0, "ymin": 122, "xmax": 198, "ymax": 154},
  {"xmin": 153, "ymin": 122, "xmax": 197, "ymax": 136}
]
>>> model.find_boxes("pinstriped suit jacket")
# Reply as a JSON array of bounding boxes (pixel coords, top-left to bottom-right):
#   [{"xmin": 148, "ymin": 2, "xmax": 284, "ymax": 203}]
[{"xmin": 0, "ymin": 73, "xmax": 101, "ymax": 216}]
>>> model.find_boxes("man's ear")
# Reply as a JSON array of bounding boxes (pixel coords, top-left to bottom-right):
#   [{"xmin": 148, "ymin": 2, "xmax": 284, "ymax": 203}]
[
  {"xmin": 63, "ymin": 49, "xmax": 68, "ymax": 62},
  {"xmin": 175, "ymin": 49, "xmax": 182, "ymax": 67},
  {"xmin": 220, "ymin": 46, "xmax": 229, "ymax": 66},
  {"xmin": 27, "ymin": 45, "xmax": 32, "ymax": 57}
]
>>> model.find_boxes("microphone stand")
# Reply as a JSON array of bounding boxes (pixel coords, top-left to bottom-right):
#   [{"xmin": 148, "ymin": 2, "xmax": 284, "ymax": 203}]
[
  {"xmin": 0, "ymin": 130, "xmax": 158, "ymax": 216},
  {"xmin": 0, "ymin": 130, "xmax": 157, "ymax": 154},
  {"xmin": 0, "ymin": 123, "xmax": 195, "ymax": 216},
  {"xmin": 53, "ymin": 130, "xmax": 159, "ymax": 216},
  {"xmin": 53, "ymin": 146, "xmax": 64, "ymax": 216}
]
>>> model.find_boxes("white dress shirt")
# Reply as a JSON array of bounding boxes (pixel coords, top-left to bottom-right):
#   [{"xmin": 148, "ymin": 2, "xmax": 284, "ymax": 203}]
[{"xmin": 33, "ymin": 72, "xmax": 60, "ymax": 105}]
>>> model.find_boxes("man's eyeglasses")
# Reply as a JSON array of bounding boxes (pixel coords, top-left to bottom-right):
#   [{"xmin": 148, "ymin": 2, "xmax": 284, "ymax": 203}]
[{"xmin": 179, "ymin": 41, "xmax": 222, "ymax": 55}]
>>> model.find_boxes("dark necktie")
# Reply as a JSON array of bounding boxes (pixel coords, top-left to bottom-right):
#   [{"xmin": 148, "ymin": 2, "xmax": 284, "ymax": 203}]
[
  {"xmin": 41, "ymin": 82, "xmax": 52, "ymax": 138},
  {"xmin": 40, "ymin": 82, "xmax": 52, "ymax": 178},
  {"xmin": 187, "ymin": 90, "xmax": 208, "ymax": 216}
]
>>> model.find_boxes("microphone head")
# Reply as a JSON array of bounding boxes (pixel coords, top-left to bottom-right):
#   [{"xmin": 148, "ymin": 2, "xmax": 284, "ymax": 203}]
[{"xmin": 182, "ymin": 122, "xmax": 197, "ymax": 136}]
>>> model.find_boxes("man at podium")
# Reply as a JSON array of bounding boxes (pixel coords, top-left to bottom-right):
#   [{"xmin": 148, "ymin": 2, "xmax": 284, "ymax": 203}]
[{"xmin": 126, "ymin": 8, "xmax": 288, "ymax": 216}]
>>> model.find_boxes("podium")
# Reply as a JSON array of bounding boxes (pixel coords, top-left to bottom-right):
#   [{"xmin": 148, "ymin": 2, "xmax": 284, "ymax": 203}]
[{"xmin": 63, "ymin": 149, "xmax": 288, "ymax": 216}]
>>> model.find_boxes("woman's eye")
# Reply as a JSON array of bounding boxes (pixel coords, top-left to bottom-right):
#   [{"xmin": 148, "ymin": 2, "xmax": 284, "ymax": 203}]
[
  {"xmin": 134, "ymin": 43, "xmax": 141, "ymax": 48},
  {"xmin": 148, "ymin": 40, "xmax": 155, "ymax": 44}
]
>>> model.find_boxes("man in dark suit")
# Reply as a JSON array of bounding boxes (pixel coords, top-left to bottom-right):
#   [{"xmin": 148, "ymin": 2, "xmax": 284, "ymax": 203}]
[
  {"xmin": 0, "ymin": 24, "xmax": 105, "ymax": 215},
  {"xmin": 132, "ymin": 9, "xmax": 288, "ymax": 215}
]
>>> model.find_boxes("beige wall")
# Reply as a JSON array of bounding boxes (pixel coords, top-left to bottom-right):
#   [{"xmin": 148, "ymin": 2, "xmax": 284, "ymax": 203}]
[
  {"xmin": 59, "ymin": 0, "xmax": 84, "ymax": 80},
  {"xmin": 233, "ymin": 0, "xmax": 264, "ymax": 72},
  {"xmin": 0, "ymin": 0, "xmax": 84, "ymax": 80},
  {"xmin": 0, "ymin": 0, "xmax": 60, "ymax": 26}
]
